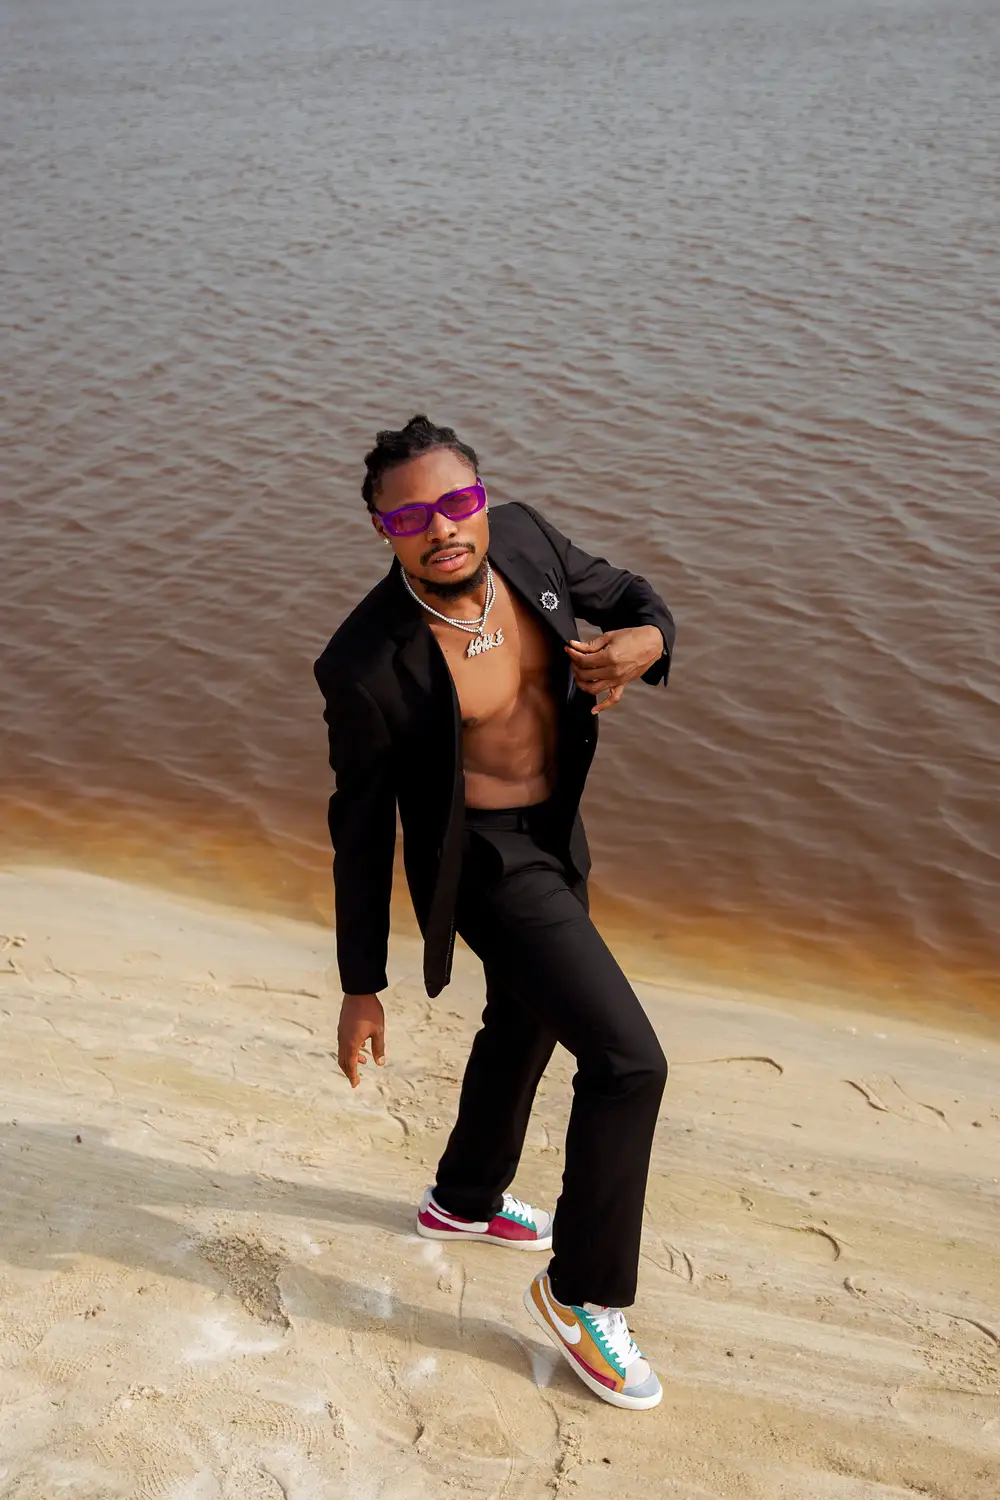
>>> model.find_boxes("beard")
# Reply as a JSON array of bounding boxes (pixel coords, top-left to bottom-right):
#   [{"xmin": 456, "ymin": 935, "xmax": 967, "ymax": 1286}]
[{"xmin": 419, "ymin": 553, "xmax": 488, "ymax": 601}]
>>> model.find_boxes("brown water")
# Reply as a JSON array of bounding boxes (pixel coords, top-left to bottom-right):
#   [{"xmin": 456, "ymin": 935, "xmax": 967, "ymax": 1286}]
[{"xmin": 3, "ymin": 0, "xmax": 998, "ymax": 1029}]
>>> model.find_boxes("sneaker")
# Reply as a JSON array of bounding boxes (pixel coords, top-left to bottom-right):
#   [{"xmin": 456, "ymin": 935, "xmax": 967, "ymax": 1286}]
[
  {"xmin": 416, "ymin": 1188, "xmax": 553, "ymax": 1250},
  {"xmin": 524, "ymin": 1270, "xmax": 662, "ymax": 1410}
]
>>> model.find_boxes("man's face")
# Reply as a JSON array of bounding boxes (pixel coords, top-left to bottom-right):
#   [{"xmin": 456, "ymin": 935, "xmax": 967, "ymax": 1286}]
[{"xmin": 370, "ymin": 448, "xmax": 489, "ymax": 590}]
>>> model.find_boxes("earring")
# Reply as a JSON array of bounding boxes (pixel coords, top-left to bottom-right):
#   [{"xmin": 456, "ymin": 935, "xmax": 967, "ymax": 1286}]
[{"xmin": 383, "ymin": 537, "xmax": 390, "ymax": 546}]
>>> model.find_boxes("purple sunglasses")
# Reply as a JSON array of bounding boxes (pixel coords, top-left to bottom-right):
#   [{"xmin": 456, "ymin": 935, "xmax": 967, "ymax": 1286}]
[{"xmin": 378, "ymin": 479, "xmax": 487, "ymax": 538}]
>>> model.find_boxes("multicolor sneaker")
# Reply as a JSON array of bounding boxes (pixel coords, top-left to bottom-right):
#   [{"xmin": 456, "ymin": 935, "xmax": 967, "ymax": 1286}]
[
  {"xmin": 524, "ymin": 1270, "xmax": 662, "ymax": 1410},
  {"xmin": 416, "ymin": 1188, "xmax": 553, "ymax": 1250}
]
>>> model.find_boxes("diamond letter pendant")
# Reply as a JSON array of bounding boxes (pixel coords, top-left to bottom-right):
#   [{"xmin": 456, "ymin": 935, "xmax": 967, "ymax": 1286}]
[{"xmin": 467, "ymin": 627, "xmax": 505, "ymax": 659}]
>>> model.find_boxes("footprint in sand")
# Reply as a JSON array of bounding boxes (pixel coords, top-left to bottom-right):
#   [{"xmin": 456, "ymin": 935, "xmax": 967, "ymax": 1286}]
[
  {"xmin": 222, "ymin": 1463, "xmax": 289, "ymax": 1500},
  {"xmin": 210, "ymin": 1390, "xmax": 330, "ymax": 1451},
  {"xmin": 86, "ymin": 1424, "xmax": 203, "ymax": 1500},
  {"xmin": 0, "ymin": 1266, "xmax": 120, "ymax": 1356},
  {"xmin": 221, "ymin": 1464, "xmax": 289, "ymax": 1500}
]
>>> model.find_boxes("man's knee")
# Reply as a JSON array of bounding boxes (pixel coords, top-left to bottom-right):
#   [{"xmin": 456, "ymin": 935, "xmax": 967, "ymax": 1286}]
[
  {"xmin": 582, "ymin": 1028, "xmax": 667, "ymax": 1095},
  {"xmin": 637, "ymin": 1035, "xmax": 668, "ymax": 1095}
]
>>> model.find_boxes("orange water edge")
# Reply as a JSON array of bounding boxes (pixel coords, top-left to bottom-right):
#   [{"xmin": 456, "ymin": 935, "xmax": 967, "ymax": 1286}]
[{"xmin": 3, "ymin": 795, "xmax": 996, "ymax": 1042}]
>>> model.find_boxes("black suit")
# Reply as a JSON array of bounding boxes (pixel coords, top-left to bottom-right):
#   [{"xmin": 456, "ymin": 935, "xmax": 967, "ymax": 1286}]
[
  {"xmin": 314, "ymin": 501, "xmax": 674, "ymax": 998},
  {"xmin": 314, "ymin": 501, "xmax": 676, "ymax": 1307}
]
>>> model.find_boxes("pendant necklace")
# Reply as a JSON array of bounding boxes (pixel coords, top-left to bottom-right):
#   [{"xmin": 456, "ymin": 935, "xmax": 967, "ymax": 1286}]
[{"xmin": 400, "ymin": 561, "xmax": 505, "ymax": 659}]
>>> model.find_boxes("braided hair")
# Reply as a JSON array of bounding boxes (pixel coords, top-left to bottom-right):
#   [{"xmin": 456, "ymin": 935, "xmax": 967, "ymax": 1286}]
[{"xmin": 361, "ymin": 415, "xmax": 479, "ymax": 512}]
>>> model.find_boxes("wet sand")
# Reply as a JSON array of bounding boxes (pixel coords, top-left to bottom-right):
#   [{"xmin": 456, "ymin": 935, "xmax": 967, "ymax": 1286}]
[{"xmin": 2, "ymin": 866, "xmax": 998, "ymax": 1497}]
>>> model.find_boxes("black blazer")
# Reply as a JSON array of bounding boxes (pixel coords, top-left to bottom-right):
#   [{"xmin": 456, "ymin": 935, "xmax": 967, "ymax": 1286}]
[{"xmin": 314, "ymin": 502, "xmax": 675, "ymax": 998}]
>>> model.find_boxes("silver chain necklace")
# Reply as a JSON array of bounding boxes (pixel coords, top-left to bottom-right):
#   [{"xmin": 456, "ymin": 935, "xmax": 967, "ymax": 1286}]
[{"xmin": 400, "ymin": 560, "xmax": 506, "ymax": 659}]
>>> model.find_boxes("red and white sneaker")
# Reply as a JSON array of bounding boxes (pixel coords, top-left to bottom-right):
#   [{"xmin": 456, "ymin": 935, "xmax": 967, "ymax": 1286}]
[{"xmin": 416, "ymin": 1188, "xmax": 553, "ymax": 1250}]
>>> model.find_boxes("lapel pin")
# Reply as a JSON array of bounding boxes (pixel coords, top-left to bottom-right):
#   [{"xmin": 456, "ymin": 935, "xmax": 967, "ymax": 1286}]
[{"xmin": 539, "ymin": 590, "xmax": 559, "ymax": 611}]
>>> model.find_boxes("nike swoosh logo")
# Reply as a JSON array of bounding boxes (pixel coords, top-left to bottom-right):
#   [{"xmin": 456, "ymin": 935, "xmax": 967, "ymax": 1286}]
[
  {"xmin": 425, "ymin": 1204, "xmax": 490, "ymax": 1232},
  {"xmin": 538, "ymin": 1278, "xmax": 581, "ymax": 1344}
]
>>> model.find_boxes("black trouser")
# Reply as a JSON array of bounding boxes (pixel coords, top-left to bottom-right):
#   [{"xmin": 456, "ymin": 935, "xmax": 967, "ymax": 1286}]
[{"xmin": 433, "ymin": 802, "xmax": 668, "ymax": 1309}]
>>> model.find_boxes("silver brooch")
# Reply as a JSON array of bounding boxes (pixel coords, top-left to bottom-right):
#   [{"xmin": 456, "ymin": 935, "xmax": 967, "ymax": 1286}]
[{"xmin": 539, "ymin": 590, "xmax": 559, "ymax": 611}]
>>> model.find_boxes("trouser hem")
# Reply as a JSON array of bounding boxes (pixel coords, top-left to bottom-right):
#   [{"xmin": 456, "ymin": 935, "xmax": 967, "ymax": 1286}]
[
  {"xmin": 431, "ymin": 1183, "xmax": 502, "ymax": 1222},
  {"xmin": 548, "ymin": 1263, "xmax": 636, "ymax": 1311}
]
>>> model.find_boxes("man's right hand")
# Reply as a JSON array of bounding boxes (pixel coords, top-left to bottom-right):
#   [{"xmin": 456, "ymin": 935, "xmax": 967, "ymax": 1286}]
[{"xmin": 337, "ymin": 993, "xmax": 386, "ymax": 1088}]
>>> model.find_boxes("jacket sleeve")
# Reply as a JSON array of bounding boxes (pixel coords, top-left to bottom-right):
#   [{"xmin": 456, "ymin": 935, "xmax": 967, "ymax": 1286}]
[
  {"xmin": 314, "ymin": 662, "xmax": 396, "ymax": 994},
  {"xmin": 520, "ymin": 504, "xmax": 676, "ymax": 686}
]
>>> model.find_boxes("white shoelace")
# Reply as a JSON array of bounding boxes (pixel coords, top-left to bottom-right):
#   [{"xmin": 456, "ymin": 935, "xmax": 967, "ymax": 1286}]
[
  {"xmin": 501, "ymin": 1193, "xmax": 534, "ymax": 1225},
  {"xmin": 582, "ymin": 1305, "xmax": 643, "ymax": 1370}
]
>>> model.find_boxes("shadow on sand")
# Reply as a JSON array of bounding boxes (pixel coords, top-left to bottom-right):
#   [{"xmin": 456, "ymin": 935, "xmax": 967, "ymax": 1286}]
[{"xmin": 0, "ymin": 1121, "xmax": 549, "ymax": 1383}]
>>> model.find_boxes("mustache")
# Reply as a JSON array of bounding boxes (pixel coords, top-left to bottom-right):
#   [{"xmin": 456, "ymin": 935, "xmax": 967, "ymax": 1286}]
[{"xmin": 420, "ymin": 541, "xmax": 476, "ymax": 566}]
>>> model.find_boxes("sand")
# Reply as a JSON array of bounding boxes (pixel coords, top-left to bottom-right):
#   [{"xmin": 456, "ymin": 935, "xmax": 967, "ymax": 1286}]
[{"xmin": 0, "ymin": 867, "xmax": 998, "ymax": 1499}]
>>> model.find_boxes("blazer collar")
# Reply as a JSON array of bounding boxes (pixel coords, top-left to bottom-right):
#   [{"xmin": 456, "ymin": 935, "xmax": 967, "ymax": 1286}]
[{"xmin": 384, "ymin": 560, "xmax": 443, "ymax": 702}]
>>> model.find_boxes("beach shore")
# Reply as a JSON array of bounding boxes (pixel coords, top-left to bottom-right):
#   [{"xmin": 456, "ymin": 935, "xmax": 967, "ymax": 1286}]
[{"xmin": 1, "ymin": 866, "xmax": 998, "ymax": 1498}]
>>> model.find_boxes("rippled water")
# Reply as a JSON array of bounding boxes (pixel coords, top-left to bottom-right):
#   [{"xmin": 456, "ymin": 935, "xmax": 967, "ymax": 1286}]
[{"xmin": 3, "ymin": 0, "xmax": 998, "ymax": 1027}]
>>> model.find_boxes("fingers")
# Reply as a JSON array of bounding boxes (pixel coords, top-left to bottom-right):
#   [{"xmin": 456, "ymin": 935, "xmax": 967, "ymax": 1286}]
[
  {"xmin": 337, "ymin": 1026, "xmax": 370, "ymax": 1088},
  {"xmin": 592, "ymin": 685, "xmax": 624, "ymax": 714},
  {"xmin": 573, "ymin": 670, "xmax": 617, "ymax": 691},
  {"xmin": 567, "ymin": 641, "xmax": 617, "ymax": 692},
  {"xmin": 371, "ymin": 1018, "xmax": 386, "ymax": 1066},
  {"xmin": 338, "ymin": 1044, "xmax": 375, "ymax": 1088},
  {"xmin": 338, "ymin": 1039, "xmax": 360, "ymax": 1089},
  {"xmin": 592, "ymin": 683, "xmax": 625, "ymax": 715},
  {"xmin": 567, "ymin": 644, "xmax": 613, "ymax": 669},
  {"xmin": 567, "ymin": 636, "xmax": 609, "ymax": 654},
  {"xmin": 337, "ymin": 1035, "xmax": 385, "ymax": 1086},
  {"xmin": 337, "ymin": 994, "xmax": 386, "ymax": 1088},
  {"xmin": 570, "ymin": 661, "xmax": 615, "ymax": 684},
  {"xmin": 569, "ymin": 661, "xmax": 619, "ymax": 694}
]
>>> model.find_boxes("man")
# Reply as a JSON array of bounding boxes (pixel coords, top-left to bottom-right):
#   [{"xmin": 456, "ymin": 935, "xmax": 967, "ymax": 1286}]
[{"xmin": 314, "ymin": 415, "xmax": 675, "ymax": 1411}]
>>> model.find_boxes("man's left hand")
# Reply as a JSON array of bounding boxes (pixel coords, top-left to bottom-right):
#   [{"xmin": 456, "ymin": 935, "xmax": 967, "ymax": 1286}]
[{"xmin": 565, "ymin": 625, "xmax": 664, "ymax": 715}]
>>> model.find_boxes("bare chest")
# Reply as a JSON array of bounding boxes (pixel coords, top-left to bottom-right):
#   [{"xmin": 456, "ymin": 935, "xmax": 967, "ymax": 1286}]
[{"xmin": 429, "ymin": 576, "xmax": 556, "ymax": 727}]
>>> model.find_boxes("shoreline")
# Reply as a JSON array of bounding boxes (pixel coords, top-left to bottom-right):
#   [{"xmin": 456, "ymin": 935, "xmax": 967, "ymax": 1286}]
[
  {"xmin": 4, "ymin": 842, "xmax": 998, "ymax": 1042},
  {"xmin": 1, "ymin": 863, "xmax": 998, "ymax": 1496}
]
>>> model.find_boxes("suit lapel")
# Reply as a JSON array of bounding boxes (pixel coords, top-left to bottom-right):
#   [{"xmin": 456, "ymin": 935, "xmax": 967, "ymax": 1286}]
[
  {"xmin": 392, "ymin": 606, "xmax": 442, "ymax": 699},
  {"xmin": 488, "ymin": 537, "xmax": 577, "ymax": 646},
  {"xmin": 385, "ymin": 560, "xmax": 453, "ymax": 703},
  {"xmin": 489, "ymin": 528, "xmax": 578, "ymax": 703}
]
